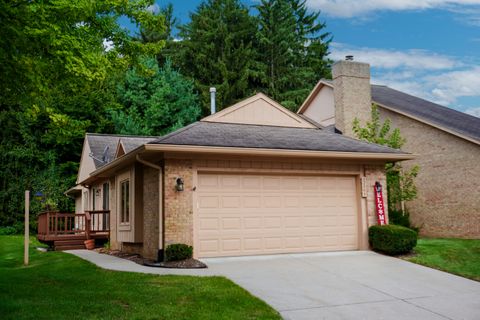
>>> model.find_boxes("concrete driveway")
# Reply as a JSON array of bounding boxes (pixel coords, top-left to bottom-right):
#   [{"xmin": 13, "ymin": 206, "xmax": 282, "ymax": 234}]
[{"xmin": 203, "ymin": 251, "xmax": 480, "ymax": 320}]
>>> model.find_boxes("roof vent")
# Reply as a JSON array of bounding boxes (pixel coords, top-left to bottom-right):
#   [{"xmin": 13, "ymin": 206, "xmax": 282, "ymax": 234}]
[
  {"xmin": 210, "ymin": 87, "xmax": 216, "ymax": 115},
  {"xmin": 345, "ymin": 55, "xmax": 354, "ymax": 61}
]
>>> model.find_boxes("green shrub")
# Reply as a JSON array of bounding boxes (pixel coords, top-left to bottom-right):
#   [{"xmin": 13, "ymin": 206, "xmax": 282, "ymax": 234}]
[
  {"xmin": 165, "ymin": 243, "xmax": 193, "ymax": 262},
  {"xmin": 369, "ymin": 224, "xmax": 417, "ymax": 255},
  {"xmin": 0, "ymin": 226, "xmax": 18, "ymax": 235},
  {"xmin": 388, "ymin": 210, "xmax": 419, "ymax": 232}
]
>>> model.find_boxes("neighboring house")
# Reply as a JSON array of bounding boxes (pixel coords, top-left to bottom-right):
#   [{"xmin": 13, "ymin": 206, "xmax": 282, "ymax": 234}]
[
  {"xmin": 68, "ymin": 92, "xmax": 411, "ymax": 260},
  {"xmin": 298, "ymin": 59, "xmax": 480, "ymax": 238},
  {"xmin": 65, "ymin": 134, "xmax": 158, "ymax": 214}
]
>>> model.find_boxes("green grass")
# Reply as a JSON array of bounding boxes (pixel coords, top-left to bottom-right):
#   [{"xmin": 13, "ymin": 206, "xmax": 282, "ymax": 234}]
[
  {"xmin": 0, "ymin": 236, "xmax": 280, "ymax": 320},
  {"xmin": 406, "ymin": 238, "xmax": 480, "ymax": 281}
]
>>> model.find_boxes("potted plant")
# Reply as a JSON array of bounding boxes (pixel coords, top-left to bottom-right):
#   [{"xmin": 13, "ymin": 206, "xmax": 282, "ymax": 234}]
[{"xmin": 84, "ymin": 239, "xmax": 95, "ymax": 250}]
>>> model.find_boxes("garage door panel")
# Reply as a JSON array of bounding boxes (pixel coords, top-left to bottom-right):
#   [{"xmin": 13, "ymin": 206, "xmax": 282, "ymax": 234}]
[{"xmin": 197, "ymin": 173, "xmax": 359, "ymax": 257}]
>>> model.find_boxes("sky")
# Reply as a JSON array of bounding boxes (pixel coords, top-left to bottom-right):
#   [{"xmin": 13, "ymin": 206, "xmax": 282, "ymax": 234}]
[{"xmin": 145, "ymin": 0, "xmax": 480, "ymax": 117}]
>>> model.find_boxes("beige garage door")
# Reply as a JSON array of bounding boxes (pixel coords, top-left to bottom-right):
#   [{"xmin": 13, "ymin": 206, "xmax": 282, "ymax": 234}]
[{"xmin": 196, "ymin": 173, "xmax": 359, "ymax": 258}]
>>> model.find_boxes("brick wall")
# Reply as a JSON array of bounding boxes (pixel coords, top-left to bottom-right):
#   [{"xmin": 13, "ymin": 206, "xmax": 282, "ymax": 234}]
[
  {"xmin": 163, "ymin": 159, "xmax": 194, "ymax": 246},
  {"xmin": 332, "ymin": 61, "xmax": 372, "ymax": 137},
  {"xmin": 142, "ymin": 166, "xmax": 159, "ymax": 259},
  {"xmin": 381, "ymin": 108, "xmax": 480, "ymax": 238},
  {"xmin": 365, "ymin": 164, "xmax": 389, "ymax": 227}
]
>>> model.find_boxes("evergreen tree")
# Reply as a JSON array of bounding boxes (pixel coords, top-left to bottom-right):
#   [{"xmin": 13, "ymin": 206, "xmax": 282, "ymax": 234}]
[
  {"xmin": 256, "ymin": 0, "xmax": 331, "ymax": 110},
  {"xmin": 111, "ymin": 58, "xmax": 201, "ymax": 136},
  {"xmin": 176, "ymin": 0, "xmax": 259, "ymax": 113}
]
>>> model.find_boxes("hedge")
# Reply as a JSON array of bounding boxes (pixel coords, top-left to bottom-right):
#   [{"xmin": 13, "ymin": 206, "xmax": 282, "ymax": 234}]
[
  {"xmin": 369, "ymin": 224, "xmax": 417, "ymax": 255},
  {"xmin": 165, "ymin": 243, "xmax": 193, "ymax": 262}
]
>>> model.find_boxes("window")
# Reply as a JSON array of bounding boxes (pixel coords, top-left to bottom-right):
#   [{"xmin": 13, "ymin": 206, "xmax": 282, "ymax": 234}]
[
  {"xmin": 92, "ymin": 188, "xmax": 96, "ymax": 211},
  {"xmin": 102, "ymin": 183, "xmax": 109, "ymax": 210},
  {"xmin": 120, "ymin": 180, "xmax": 130, "ymax": 224},
  {"xmin": 83, "ymin": 191, "xmax": 89, "ymax": 212}
]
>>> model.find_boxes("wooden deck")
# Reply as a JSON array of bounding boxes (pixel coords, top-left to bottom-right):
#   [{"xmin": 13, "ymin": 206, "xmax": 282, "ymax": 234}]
[{"xmin": 37, "ymin": 210, "xmax": 110, "ymax": 249}]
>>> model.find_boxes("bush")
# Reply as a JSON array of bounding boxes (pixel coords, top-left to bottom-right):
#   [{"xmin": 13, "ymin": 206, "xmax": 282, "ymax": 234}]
[
  {"xmin": 389, "ymin": 210, "xmax": 419, "ymax": 232},
  {"xmin": 0, "ymin": 226, "xmax": 18, "ymax": 235},
  {"xmin": 369, "ymin": 224, "xmax": 417, "ymax": 255},
  {"xmin": 165, "ymin": 243, "xmax": 193, "ymax": 262}
]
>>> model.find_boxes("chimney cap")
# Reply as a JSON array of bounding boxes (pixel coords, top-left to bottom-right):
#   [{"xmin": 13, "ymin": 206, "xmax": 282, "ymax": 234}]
[
  {"xmin": 210, "ymin": 87, "xmax": 216, "ymax": 93},
  {"xmin": 345, "ymin": 55, "xmax": 354, "ymax": 61}
]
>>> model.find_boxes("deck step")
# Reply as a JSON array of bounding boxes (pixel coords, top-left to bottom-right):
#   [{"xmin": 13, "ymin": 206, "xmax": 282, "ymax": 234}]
[
  {"xmin": 54, "ymin": 239, "xmax": 87, "ymax": 246},
  {"xmin": 54, "ymin": 244, "xmax": 86, "ymax": 251},
  {"xmin": 54, "ymin": 239, "xmax": 87, "ymax": 251}
]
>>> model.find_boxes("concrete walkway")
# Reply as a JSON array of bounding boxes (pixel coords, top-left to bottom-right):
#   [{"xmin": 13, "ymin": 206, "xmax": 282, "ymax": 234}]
[{"xmin": 69, "ymin": 250, "xmax": 480, "ymax": 320}]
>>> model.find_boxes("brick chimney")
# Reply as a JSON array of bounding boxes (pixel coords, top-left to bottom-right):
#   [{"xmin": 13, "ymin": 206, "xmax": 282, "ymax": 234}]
[{"xmin": 332, "ymin": 58, "xmax": 372, "ymax": 137}]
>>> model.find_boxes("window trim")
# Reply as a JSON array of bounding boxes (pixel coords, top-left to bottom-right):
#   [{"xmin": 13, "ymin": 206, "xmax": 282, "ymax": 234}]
[{"xmin": 120, "ymin": 179, "xmax": 130, "ymax": 225}]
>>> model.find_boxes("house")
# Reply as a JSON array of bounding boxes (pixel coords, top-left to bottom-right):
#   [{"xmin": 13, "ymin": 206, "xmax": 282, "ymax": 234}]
[
  {"xmin": 60, "ymin": 83, "xmax": 412, "ymax": 260},
  {"xmin": 298, "ymin": 59, "xmax": 480, "ymax": 238}
]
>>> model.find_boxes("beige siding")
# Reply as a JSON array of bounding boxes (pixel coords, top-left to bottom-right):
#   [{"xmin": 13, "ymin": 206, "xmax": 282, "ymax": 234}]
[
  {"xmin": 115, "ymin": 167, "xmax": 144, "ymax": 243},
  {"xmin": 202, "ymin": 93, "xmax": 316, "ymax": 128},
  {"xmin": 77, "ymin": 139, "xmax": 96, "ymax": 184},
  {"xmin": 380, "ymin": 108, "xmax": 480, "ymax": 238},
  {"xmin": 302, "ymin": 86, "xmax": 335, "ymax": 126}
]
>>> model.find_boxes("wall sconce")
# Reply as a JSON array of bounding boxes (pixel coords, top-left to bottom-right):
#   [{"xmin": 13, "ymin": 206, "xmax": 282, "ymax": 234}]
[{"xmin": 175, "ymin": 178, "xmax": 184, "ymax": 192}]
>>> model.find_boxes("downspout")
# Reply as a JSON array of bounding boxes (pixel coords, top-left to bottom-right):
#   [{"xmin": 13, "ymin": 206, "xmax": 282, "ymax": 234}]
[{"xmin": 136, "ymin": 155, "xmax": 164, "ymax": 261}]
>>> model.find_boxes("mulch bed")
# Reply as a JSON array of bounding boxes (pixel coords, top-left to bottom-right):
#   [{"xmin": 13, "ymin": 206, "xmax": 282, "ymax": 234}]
[
  {"xmin": 95, "ymin": 248, "xmax": 207, "ymax": 269},
  {"xmin": 144, "ymin": 258, "xmax": 207, "ymax": 269}
]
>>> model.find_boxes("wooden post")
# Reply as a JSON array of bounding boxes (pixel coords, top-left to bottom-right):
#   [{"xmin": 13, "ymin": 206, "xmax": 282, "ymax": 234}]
[{"xmin": 24, "ymin": 190, "xmax": 30, "ymax": 266}]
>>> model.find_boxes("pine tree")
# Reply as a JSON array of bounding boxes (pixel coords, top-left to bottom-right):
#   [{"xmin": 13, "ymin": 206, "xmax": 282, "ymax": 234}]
[
  {"xmin": 256, "ymin": 0, "xmax": 331, "ymax": 110},
  {"xmin": 176, "ymin": 0, "xmax": 259, "ymax": 113}
]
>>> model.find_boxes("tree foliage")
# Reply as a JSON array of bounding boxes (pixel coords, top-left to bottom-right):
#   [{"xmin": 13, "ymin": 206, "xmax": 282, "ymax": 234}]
[
  {"xmin": 0, "ymin": 0, "xmax": 165, "ymax": 226},
  {"xmin": 353, "ymin": 105, "xmax": 419, "ymax": 213},
  {"xmin": 110, "ymin": 58, "xmax": 201, "ymax": 136},
  {"xmin": 176, "ymin": 0, "xmax": 259, "ymax": 113},
  {"xmin": 256, "ymin": 0, "xmax": 331, "ymax": 109}
]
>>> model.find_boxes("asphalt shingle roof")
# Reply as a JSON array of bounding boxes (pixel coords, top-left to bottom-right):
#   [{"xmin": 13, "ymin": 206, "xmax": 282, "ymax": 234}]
[
  {"xmin": 149, "ymin": 121, "xmax": 405, "ymax": 154},
  {"xmin": 87, "ymin": 134, "xmax": 158, "ymax": 168},
  {"xmin": 371, "ymin": 85, "xmax": 480, "ymax": 142}
]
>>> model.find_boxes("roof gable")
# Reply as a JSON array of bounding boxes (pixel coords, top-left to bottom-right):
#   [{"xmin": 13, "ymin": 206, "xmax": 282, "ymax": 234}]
[
  {"xmin": 77, "ymin": 137, "xmax": 97, "ymax": 184},
  {"xmin": 202, "ymin": 93, "xmax": 316, "ymax": 128},
  {"xmin": 297, "ymin": 79, "xmax": 333, "ymax": 114},
  {"xmin": 298, "ymin": 79, "xmax": 480, "ymax": 145},
  {"xmin": 115, "ymin": 140, "xmax": 126, "ymax": 159}
]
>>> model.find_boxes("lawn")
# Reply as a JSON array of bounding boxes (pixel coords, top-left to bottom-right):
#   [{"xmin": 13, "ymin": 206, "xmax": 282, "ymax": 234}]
[
  {"xmin": 406, "ymin": 238, "xmax": 480, "ymax": 281},
  {"xmin": 0, "ymin": 236, "xmax": 280, "ymax": 320}
]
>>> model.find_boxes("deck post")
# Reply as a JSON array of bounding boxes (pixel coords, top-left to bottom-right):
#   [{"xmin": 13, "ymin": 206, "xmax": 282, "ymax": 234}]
[{"xmin": 24, "ymin": 190, "xmax": 29, "ymax": 266}]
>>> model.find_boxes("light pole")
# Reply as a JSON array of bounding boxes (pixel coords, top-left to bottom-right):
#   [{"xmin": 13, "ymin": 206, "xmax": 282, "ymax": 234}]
[{"xmin": 24, "ymin": 190, "xmax": 30, "ymax": 266}]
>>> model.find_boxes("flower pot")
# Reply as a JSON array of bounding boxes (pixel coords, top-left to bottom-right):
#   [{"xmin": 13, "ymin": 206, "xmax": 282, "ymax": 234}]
[{"xmin": 84, "ymin": 239, "xmax": 95, "ymax": 250}]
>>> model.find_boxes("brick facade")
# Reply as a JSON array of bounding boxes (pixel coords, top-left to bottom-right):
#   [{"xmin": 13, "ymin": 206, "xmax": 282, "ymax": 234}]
[
  {"xmin": 365, "ymin": 164, "xmax": 389, "ymax": 227},
  {"xmin": 163, "ymin": 158, "xmax": 194, "ymax": 246},
  {"xmin": 332, "ymin": 60, "xmax": 372, "ymax": 137},
  {"xmin": 381, "ymin": 108, "xmax": 480, "ymax": 238},
  {"xmin": 142, "ymin": 166, "xmax": 159, "ymax": 259},
  {"xmin": 109, "ymin": 157, "xmax": 389, "ymax": 257}
]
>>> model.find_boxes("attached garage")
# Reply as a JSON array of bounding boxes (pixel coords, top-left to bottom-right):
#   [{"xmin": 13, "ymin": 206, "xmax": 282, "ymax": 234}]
[
  {"xmin": 86, "ymin": 92, "xmax": 412, "ymax": 260},
  {"xmin": 196, "ymin": 172, "xmax": 359, "ymax": 258}
]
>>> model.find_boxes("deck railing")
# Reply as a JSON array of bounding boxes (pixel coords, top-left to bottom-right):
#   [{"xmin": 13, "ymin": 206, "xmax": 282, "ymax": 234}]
[{"xmin": 37, "ymin": 210, "xmax": 110, "ymax": 242}]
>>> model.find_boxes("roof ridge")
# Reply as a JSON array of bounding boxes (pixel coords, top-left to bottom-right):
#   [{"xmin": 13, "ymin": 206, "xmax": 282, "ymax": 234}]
[
  {"xmin": 86, "ymin": 132, "xmax": 160, "ymax": 138},
  {"xmin": 200, "ymin": 120, "xmax": 321, "ymax": 130}
]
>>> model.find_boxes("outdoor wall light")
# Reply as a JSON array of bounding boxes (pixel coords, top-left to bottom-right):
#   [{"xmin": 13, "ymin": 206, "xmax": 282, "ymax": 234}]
[{"xmin": 175, "ymin": 178, "xmax": 184, "ymax": 192}]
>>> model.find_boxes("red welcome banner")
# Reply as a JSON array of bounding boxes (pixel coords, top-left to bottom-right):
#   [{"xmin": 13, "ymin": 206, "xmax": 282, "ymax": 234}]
[{"xmin": 374, "ymin": 182, "xmax": 387, "ymax": 225}]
